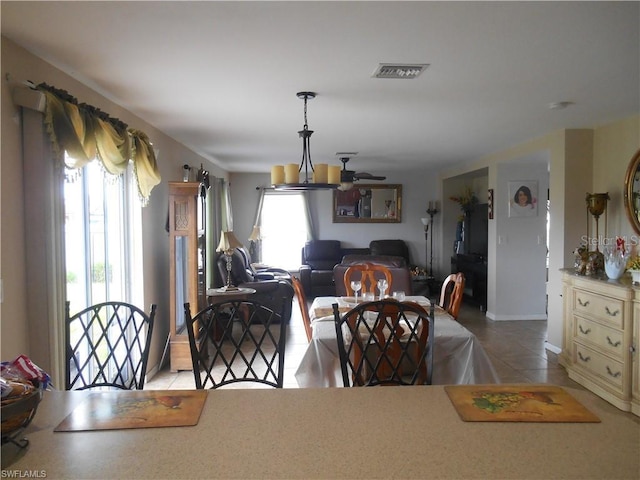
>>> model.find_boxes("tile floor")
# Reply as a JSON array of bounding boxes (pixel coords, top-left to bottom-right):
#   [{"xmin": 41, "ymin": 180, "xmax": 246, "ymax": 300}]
[{"xmin": 146, "ymin": 299, "xmax": 583, "ymax": 391}]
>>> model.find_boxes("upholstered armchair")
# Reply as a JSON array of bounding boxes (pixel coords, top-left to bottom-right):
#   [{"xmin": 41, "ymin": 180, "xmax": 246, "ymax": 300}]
[
  {"xmin": 369, "ymin": 239, "xmax": 410, "ymax": 265},
  {"xmin": 213, "ymin": 247, "xmax": 294, "ymax": 323},
  {"xmin": 299, "ymin": 240, "xmax": 344, "ymax": 297}
]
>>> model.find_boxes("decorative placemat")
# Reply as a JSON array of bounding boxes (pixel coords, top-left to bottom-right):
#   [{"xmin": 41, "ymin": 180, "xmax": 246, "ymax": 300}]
[
  {"xmin": 54, "ymin": 390, "xmax": 208, "ymax": 432},
  {"xmin": 315, "ymin": 301, "xmax": 446, "ymax": 320},
  {"xmin": 445, "ymin": 385, "xmax": 600, "ymax": 423},
  {"xmin": 313, "ymin": 306, "xmax": 350, "ymax": 319}
]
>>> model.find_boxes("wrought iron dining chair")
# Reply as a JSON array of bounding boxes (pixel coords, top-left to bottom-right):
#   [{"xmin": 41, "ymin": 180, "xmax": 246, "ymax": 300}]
[
  {"xmin": 343, "ymin": 262, "xmax": 393, "ymax": 295},
  {"xmin": 65, "ymin": 301, "xmax": 156, "ymax": 390},
  {"xmin": 184, "ymin": 299, "xmax": 287, "ymax": 389},
  {"xmin": 439, "ymin": 272, "xmax": 465, "ymax": 319},
  {"xmin": 333, "ymin": 299, "xmax": 434, "ymax": 387},
  {"xmin": 291, "ymin": 276, "xmax": 313, "ymax": 342}
]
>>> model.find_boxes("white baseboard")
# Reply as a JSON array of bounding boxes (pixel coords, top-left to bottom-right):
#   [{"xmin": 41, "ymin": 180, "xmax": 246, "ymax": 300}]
[
  {"xmin": 145, "ymin": 364, "xmax": 160, "ymax": 381},
  {"xmin": 544, "ymin": 341, "xmax": 561, "ymax": 354},
  {"xmin": 485, "ymin": 311, "xmax": 547, "ymax": 321}
]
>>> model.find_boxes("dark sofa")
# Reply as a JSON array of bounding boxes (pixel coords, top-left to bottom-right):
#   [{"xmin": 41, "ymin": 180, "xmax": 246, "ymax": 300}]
[{"xmin": 299, "ymin": 239, "xmax": 411, "ymax": 297}]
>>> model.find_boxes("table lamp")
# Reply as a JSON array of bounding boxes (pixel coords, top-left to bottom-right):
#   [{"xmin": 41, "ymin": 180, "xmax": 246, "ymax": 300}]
[{"xmin": 217, "ymin": 230, "xmax": 243, "ymax": 291}]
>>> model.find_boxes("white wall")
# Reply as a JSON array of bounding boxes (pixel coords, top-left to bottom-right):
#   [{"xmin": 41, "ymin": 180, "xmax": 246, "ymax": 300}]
[{"xmin": 493, "ymin": 156, "xmax": 549, "ymax": 320}]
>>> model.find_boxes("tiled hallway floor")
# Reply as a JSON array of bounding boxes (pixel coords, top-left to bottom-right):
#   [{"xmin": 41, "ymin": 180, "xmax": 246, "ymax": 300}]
[{"xmin": 146, "ymin": 300, "xmax": 583, "ymax": 391}]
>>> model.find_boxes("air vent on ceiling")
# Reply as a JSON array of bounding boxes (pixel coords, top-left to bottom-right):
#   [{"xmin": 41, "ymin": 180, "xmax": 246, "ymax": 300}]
[{"xmin": 372, "ymin": 63, "xmax": 429, "ymax": 79}]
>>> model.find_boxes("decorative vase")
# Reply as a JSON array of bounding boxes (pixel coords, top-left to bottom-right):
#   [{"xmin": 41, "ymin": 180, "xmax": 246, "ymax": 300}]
[
  {"xmin": 630, "ymin": 270, "xmax": 640, "ymax": 285},
  {"xmin": 604, "ymin": 260, "xmax": 626, "ymax": 280},
  {"xmin": 603, "ymin": 246, "xmax": 629, "ymax": 280}
]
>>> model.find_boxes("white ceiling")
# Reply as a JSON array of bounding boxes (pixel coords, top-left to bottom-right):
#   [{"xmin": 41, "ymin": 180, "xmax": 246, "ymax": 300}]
[{"xmin": 2, "ymin": 1, "xmax": 638, "ymax": 174}]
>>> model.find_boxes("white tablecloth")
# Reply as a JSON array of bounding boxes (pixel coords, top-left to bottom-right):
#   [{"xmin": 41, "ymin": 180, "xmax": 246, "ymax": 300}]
[{"xmin": 294, "ymin": 296, "xmax": 500, "ymax": 387}]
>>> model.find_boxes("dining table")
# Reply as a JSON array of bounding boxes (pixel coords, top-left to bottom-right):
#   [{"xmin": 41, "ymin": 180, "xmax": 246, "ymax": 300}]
[
  {"xmin": 295, "ymin": 295, "xmax": 500, "ymax": 387},
  {"xmin": 1, "ymin": 387, "xmax": 638, "ymax": 479}
]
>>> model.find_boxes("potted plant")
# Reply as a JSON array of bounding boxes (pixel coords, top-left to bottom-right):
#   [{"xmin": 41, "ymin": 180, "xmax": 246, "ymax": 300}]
[{"xmin": 627, "ymin": 254, "xmax": 640, "ymax": 284}]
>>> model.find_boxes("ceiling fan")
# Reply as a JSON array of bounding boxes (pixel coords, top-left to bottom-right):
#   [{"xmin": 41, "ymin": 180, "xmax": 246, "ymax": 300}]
[{"xmin": 338, "ymin": 156, "xmax": 386, "ymax": 191}]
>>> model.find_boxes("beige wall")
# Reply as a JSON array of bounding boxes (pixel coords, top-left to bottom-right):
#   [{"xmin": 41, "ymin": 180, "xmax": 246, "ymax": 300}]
[
  {"xmin": 439, "ymin": 117, "xmax": 639, "ymax": 350},
  {"xmin": 592, "ymin": 116, "xmax": 640, "ymax": 240},
  {"xmin": 1, "ymin": 37, "xmax": 227, "ymax": 381}
]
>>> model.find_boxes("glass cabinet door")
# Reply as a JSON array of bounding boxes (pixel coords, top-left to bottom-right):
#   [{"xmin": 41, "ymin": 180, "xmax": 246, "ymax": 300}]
[{"xmin": 169, "ymin": 182, "xmax": 201, "ymax": 372}]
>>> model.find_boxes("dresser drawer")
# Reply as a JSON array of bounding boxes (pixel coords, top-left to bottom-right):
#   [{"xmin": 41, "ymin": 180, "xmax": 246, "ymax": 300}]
[
  {"xmin": 572, "ymin": 342, "xmax": 625, "ymax": 391},
  {"xmin": 573, "ymin": 316, "xmax": 625, "ymax": 360},
  {"xmin": 572, "ymin": 289, "xmax": 624, "ymax": 329}
]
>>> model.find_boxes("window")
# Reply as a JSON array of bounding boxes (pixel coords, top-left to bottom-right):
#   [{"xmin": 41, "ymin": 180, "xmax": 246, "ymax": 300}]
[
  {"xmin": 260, "ymin": 192, "xmax": 309, "ymax": 270},
  {"xmin": 63, "ymin": 157, "xmax": 144, "ymax": 385},
  {"xmin": 64, "ymin": 157, "xmax": 143, "ymax": 310}
]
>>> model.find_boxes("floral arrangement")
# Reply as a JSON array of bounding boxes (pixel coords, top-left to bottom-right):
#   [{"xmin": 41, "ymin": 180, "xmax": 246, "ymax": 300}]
[
  {"xmin": 410, "ymin": 266, "xmax": 427, "ymax": 279},
  {"xmin": 450, "ymin": 186, "xmax": 478, "ymax": 222},
  {"xmin": 627, "ymin": 255, "xmax": 640, "ymax": 271},
  {"xmin": 450, "ymin": 186, "xmax": 478, "ymax": 214}
]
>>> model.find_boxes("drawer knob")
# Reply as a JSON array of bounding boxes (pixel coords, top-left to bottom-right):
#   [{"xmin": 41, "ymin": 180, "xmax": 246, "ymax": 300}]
[
  {"xmin": 578, "ymin": 352, "xmax": 591, "ymax": 362},
  {"xmin": 605, "ymin": 306, "xmax": 620, "ymax": 317},
  {"xmin": 577, "ymin": 298, "xmax": 590, "ymax": 307},
  {"xmin": 578, "ymin": 325, "xmax": 591, "ymax": 335},
  {"xmin": 606, "ymin": 366, "xmax": 621, "ymax": 378},
  {"xmin": 606, "ymin": 336, "xmax": 621, "ymax": 348}
]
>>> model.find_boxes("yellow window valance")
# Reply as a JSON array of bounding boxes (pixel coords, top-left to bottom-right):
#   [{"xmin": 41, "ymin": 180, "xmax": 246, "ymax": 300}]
[{"xmin": 37, "ymin": 83, "xmax": 161, "ymax": 202}]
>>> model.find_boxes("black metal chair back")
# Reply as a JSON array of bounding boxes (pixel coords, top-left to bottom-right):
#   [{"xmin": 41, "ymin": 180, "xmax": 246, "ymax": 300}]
[
  {"xmin": 184, "ymin": 299, "xmax": 287, "ymax": 389},
  {"xmin": 333, "ymin": 299, "xmax": 434, "ymax": 387},
  {"xmin": 65, "ymin": 301, "xmax": 156, "ymax": 390}
]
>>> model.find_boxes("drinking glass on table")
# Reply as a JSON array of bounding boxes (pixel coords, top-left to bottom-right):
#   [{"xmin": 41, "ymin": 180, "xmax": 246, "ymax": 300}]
[
  {"xmin": 377, "ymin": 278, "xmax": 388, "ymax": 298},
  {"xmin": 392, "ymin": 291, "xmax": 406, "ymax": 302},
  {"xmin": 350, "ymin": 280, "xmax": 362, "ymax": 303}
]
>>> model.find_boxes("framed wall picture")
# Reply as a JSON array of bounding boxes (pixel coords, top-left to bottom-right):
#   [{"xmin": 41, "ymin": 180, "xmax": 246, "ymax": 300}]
[
  {"xmin": 488, "ymin": 188, "xmax": 494, "ymax": 219},
  {"xmin": 508, "ymin": 181, "xmax": 538, "ymax": 218},
  {"xmin": 333, "ymin": 184, "xmax": 402, "ymax": 223}
]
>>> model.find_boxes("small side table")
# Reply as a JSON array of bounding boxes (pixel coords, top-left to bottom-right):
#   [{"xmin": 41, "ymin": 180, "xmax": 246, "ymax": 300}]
[
  {"xmin": 426, "ymin": 278, "xmax": 443, "ymax": 300},
  {"xmin": 411, "ymin": 278, "xmax": 429, "ymax": 296},
  {"xmin": 206, "ymin": 288, "xmax": 256, "ymax": 340},
  {"xmin": 206, "ymin": 287, "xmax": 256, "ymax": 303}
]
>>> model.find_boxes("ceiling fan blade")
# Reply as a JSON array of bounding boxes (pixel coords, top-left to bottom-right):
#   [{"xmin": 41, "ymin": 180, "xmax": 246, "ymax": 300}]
[{"xmin": 353, "ymin": 172, "xmax": 386, "ymax": 181}]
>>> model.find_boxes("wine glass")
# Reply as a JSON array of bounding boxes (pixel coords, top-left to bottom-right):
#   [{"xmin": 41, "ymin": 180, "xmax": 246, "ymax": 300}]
[
  {"xmin": 377, "ymin": 278, "xmax": 388, "ymax": 299},
  {"xmin": 350, "ymin": 280, "xmax": 362, "ymax": 303}
]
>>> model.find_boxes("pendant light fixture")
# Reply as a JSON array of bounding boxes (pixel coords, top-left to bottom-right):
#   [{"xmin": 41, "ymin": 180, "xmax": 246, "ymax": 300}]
[{"xmin": 271, "ymin": 92, "xmax": 340, "ymax": 190}]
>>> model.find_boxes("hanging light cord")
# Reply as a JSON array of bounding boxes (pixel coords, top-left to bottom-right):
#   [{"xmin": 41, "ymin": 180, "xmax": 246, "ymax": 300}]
[{"xmin": 298, "ymin": 93, "xmax": 314, "ymax": 183}]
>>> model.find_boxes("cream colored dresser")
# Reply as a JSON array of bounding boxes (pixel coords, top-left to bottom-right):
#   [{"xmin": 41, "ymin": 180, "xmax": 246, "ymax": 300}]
[{"xmin": 560, "ymin": 270, "xmax": 639, "ymax": 415}]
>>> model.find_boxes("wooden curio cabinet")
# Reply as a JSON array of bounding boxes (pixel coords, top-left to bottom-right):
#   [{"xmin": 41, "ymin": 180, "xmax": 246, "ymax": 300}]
[{"xmin": 169, "ymin": 181, "xmax": 206, "ymax": 371}]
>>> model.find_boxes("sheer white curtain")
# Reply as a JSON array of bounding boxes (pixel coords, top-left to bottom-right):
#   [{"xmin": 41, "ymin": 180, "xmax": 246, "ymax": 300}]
[{"xmin": 253, "ymin": 189, "xmax": 315, "ymax": 270}]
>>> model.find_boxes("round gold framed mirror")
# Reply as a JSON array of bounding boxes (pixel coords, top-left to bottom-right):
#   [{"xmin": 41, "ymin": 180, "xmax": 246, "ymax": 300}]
[{"xmin": 623, "ymin": 148, "xmax": 640, "ymax": 234}]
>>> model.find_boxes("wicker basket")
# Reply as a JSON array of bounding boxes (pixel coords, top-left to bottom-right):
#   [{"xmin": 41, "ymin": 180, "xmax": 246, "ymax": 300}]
[{"xmin": 1, "ymin": 384, "xmax": 42, "ymax": 447}]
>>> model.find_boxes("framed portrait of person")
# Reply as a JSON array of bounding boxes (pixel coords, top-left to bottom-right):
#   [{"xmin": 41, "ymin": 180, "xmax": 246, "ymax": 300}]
[{"xmin": 508, "ymin": 181, "xmax": 538, "ymax": 218}]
